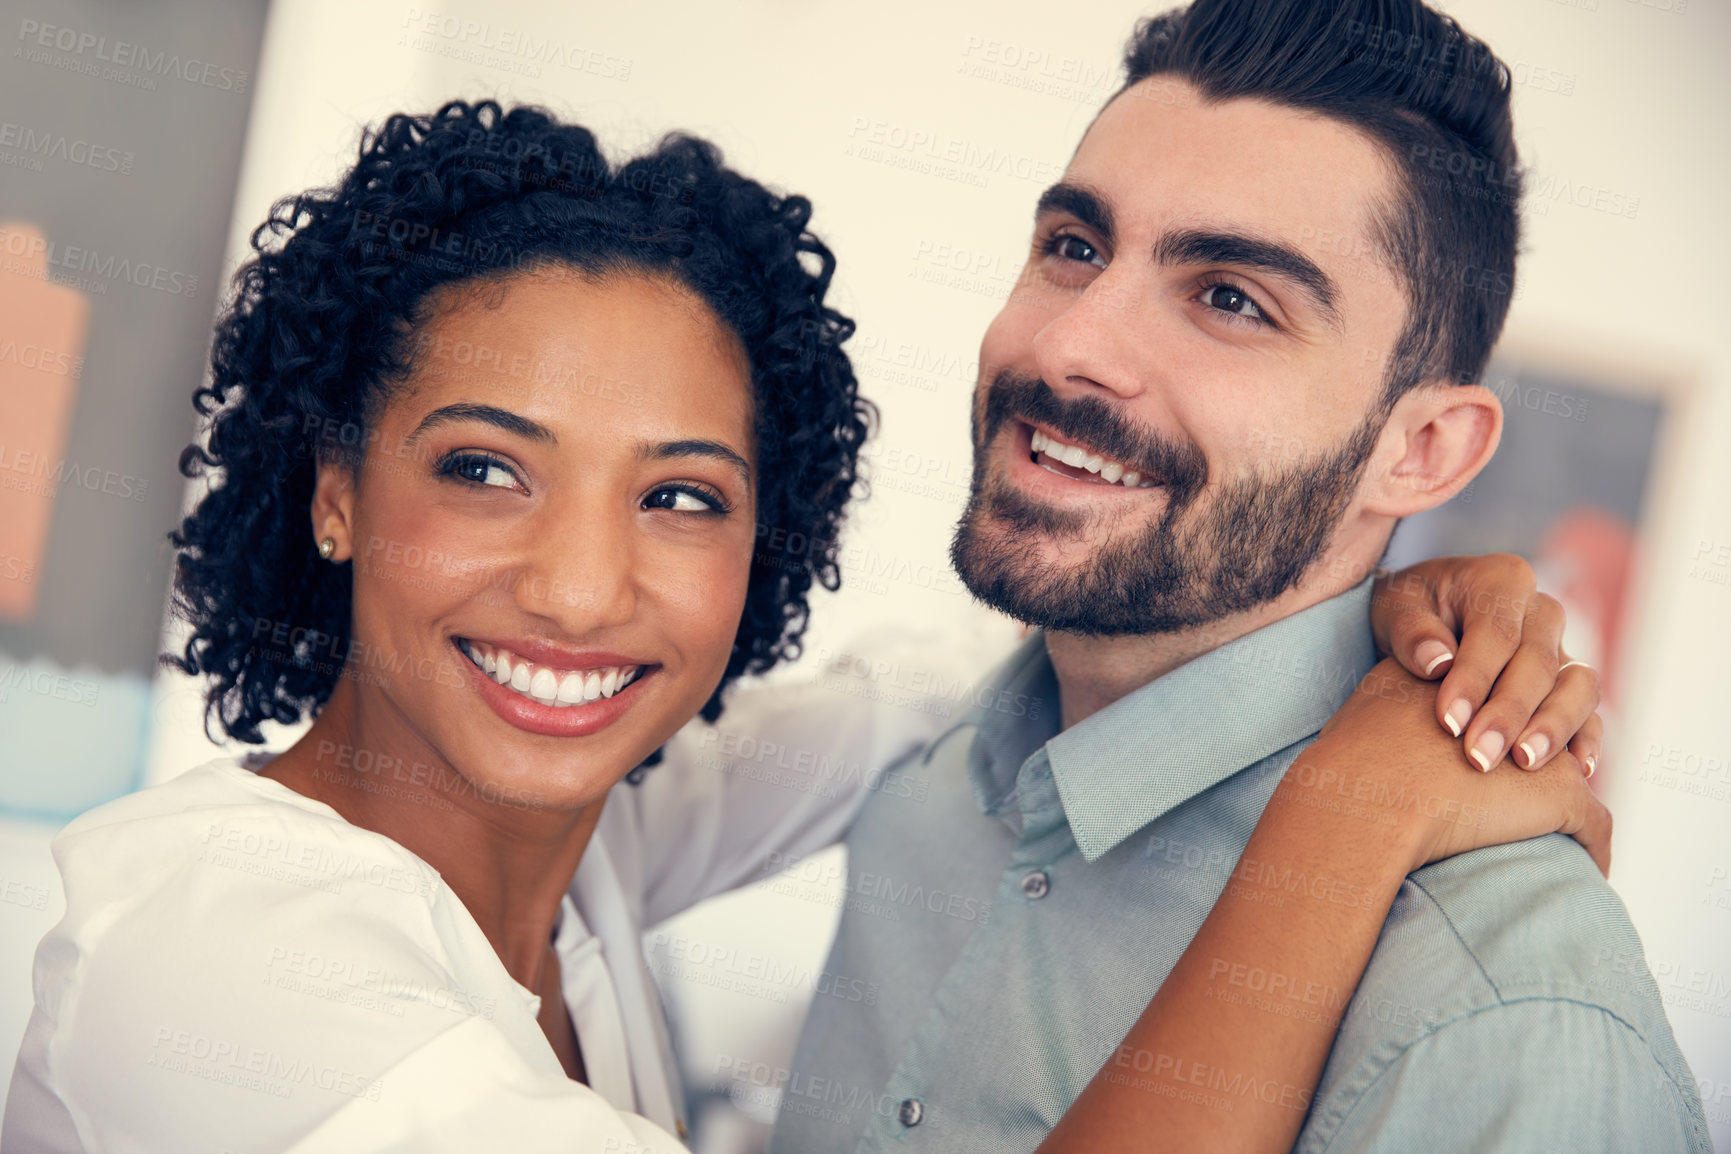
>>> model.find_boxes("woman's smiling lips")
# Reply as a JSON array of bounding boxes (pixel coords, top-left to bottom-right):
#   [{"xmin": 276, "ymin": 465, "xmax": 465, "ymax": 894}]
[{"xmin": 453, "ymin": 636, "xmax": 656, "ymax": 738}]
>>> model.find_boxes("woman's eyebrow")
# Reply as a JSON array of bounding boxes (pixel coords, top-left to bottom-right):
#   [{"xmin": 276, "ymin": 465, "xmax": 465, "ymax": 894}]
[
  {"xmin": 638, "ymin": 439, "xmax": 753, "ymax": 490},
  {"xmin": 405, "ymin": 402, "xmax": 557, "ymax": 446}
]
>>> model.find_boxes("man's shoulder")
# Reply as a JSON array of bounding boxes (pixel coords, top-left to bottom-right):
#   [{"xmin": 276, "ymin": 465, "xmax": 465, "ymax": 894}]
[
  {"xmin": 1402, "ymin": 834, "xmax": 1655, "ymax": 1006},
  {"xmin": 1304, "ymin": 833, "xmax": 1709, "ymax": 1151},
  {"xmin": 1324, "ymin": 832, "xmax": 1671, "ymax": 1052}
]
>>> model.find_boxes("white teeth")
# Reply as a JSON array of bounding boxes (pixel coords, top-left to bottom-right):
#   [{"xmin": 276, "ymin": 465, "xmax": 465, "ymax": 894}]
[
  {"xmin": 463, "ymin": 647, "xmax": 647, "ymax": 709},
  {"xmin": 464, "ymin": 641, "xmax": 645, "ymax": 709},
  {"xmin": 556, "ymin": 671, "xmax": 585, "ymax": 705},
  {"xmin": 528, "ymin": 667, "xmax": 559, "ymax": 705},
  {"xmin": 1032, "ymin": 428, "xmax": 1149, "ymax": 489}
]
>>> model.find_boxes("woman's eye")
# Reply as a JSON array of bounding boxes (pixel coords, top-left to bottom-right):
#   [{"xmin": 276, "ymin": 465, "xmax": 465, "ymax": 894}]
[
  {"xmin": 441, "ymin": 454, "xmax": 517, "ymax": 488},
  {"xmin": 644, "ymin": 486, "xmax": 724, "ymax": 514},
  {"xmin": 1199, "ymin": 282, "xmax": 1269, "ymax": 323},
  {"xmin": 1050, "ymin": 234, "xmax": 1105, "ymax": 268}
]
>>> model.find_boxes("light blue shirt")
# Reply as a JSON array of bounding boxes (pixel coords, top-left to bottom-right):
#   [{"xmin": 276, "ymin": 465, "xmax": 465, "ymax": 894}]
[{"xmin": 770, "ymin": 581, "xmax": 1711, "ymax": 1153}]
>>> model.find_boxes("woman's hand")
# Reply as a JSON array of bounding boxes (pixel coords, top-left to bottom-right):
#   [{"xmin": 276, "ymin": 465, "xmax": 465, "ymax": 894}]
[
  {"xmin": 1305, "ymin": 657, "xmax": 1611, "ymax": 876},
  {"xmin": 1371, "ymin": 553, "xmax": 1603, "ymax": 777},
  {"xmin": 1035, "ymin": 653, "xmax": 1611, "ymax": 1154},
  {"xmin": 1038, "ymin": 570, "xmax": 1613, "ymax": 1154}
]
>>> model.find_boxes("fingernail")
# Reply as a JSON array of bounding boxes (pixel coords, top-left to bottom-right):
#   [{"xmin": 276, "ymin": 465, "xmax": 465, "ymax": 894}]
[
  {"xmin": 1585, "ymin": 754, "xmax": 1597, "ymax": 779},
  {"xmin": 1415, "ymin": 640, "xmax": 1454, "ymax": 677},
  {"xmin": 1518, "ymin": 734, "xmax": 1550, "ymax": 768},
  {"xmin": 1469, "ymin": 732, "xmax": 1504, "ymax": 773},
  {"xmin": 1443, "ymin": 699, "xmax": 1471, "ymax": 738}
]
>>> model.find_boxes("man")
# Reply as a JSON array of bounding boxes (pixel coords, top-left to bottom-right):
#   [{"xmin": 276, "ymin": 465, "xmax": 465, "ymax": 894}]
[{"xmin": 756, "ymin": 0, "xmax": 1710, "ymax": 1150}]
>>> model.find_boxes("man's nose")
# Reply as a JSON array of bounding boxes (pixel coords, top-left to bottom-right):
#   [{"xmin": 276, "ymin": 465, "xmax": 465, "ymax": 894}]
[{"xmin": 1030, "ymin": 271, "xmax": 1156, "ymax": 402}]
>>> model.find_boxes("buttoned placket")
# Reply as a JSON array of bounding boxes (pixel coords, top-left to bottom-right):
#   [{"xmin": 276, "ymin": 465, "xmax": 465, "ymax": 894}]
[{"xmin": 873, "ymin": 748, "xmax": 1078, "ymax": 1146}]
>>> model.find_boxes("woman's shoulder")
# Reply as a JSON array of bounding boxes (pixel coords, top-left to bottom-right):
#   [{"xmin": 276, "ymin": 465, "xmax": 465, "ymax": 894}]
[
  {"xmin": 60, "ymin": 755, "xmax": 342, "ymax": 836},
  {"xmin": 58, "ymin": 756, "xmax": 325, "ymax": 840},
  {"xmin": 53, "ymin": 757, "xmax": 441, "ymax": 904},
  {"xmin": 42, "ymin": 758, "xmax": 453, "ymax": 1000},
  {"xmin": 20, "ymin": 761, "xmax": 539, "ymax": 1153}
]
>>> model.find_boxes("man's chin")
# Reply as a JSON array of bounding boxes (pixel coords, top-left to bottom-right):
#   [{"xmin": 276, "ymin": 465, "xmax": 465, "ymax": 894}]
[
  {"xmin": 952, "ymin": 486, "xmax": 1243, "ymax": 637},
  {"xmin": 951, "ymin": 503, "xmax": 1142, "ymax": 634}
]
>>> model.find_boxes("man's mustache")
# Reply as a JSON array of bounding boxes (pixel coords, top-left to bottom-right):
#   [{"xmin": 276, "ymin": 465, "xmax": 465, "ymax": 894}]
[{"xmin": 980, "ymin": 371, "xmax": 1209, "ymax": 498}]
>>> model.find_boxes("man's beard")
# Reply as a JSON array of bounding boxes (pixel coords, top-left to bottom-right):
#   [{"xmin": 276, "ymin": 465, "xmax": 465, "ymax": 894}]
[{"xmin": 949, "ymin": 372, "xmax": 1385, "ymax": 636}]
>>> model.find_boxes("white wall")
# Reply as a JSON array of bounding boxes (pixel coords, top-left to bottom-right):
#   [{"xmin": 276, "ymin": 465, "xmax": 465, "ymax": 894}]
[{"xmin": 144, "ymin": 0, "xmax": 1731, "ymax": 1148}]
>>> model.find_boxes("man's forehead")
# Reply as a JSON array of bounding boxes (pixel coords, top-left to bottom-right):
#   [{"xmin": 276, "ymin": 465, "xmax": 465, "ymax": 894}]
[{"xmin": 1064, "ymin": 78, "xmax": 1397, "ymax": 263}]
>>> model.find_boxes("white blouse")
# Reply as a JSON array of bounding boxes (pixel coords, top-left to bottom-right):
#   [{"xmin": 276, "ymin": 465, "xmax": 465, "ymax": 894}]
[{"xmin": 3, "ymin": 676, "xmax": 945, "ymax": 1153}]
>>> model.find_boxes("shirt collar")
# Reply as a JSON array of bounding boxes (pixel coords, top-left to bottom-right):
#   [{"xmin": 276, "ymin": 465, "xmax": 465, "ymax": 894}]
[
  {"xmin": 963, "ymin": 578, "xmax": 1379, "ymax": 862},
  {"xmin": 945, "ymin": 632, "xmax": 1062, "ymax": 823}
]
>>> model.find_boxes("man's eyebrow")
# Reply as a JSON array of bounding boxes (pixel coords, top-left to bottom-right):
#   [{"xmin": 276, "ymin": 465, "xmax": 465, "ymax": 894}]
[
  {"xmin": 639, "ymin": 438, "xmax": 753, "ymax": 490},
  {"xmin": 1035, "ymin": 182, "xmax": 1116, "ymax": 247},
  {"xmin": 1154, "ymin": 228, "xmax": 1342, "ymax": 326},
  {"xmin": 405, "ymin": 402, "xmax": 556, "ymax": 446}
]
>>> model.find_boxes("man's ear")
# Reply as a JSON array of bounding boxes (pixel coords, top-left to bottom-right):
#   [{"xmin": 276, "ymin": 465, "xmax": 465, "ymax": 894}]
[
  {"xmin": 311, "ymin": 458, "xmax": 358, "ymax": 563},
  {"xmin": 1361, "ymin": 382, "xmax": 1503, "ymax": 518}
]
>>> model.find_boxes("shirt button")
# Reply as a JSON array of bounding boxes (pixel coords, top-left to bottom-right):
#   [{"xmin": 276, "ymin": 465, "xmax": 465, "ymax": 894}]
[
  {"xmin": 1021, "ymin": 869, "xmax": 1051, "ymax": 900},
  {"xmin": 898, "ymin": 1097, "xmax": 924, "ymax": 1127}
]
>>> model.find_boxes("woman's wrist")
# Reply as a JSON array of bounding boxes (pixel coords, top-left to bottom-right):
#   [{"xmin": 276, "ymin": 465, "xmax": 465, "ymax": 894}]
[{"xmin": 1269, "ymin": 735, "xmax": 1438, "ymax": 884}]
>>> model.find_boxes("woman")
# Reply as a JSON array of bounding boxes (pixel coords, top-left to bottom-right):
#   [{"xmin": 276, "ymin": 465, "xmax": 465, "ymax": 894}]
[{"xmin": 2, "ymin": 101, "xmax": 1603, "ymax": 1153}]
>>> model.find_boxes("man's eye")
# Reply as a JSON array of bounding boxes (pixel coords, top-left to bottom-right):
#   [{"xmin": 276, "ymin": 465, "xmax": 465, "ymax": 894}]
[
  {"xmin": 1048, "ymin": 233, "xmax": 1105, "ymax": 268},
  {"xmin": 1199, "ymin": 282, "xmax": 1269, "ymax": 323},
  {"xmin": 441, "ymin": 454, "xmax": 517, "ymax": 488},
  {"xmin": 644, "ymin": 485, "xmax": 725, "ymax": 514}
]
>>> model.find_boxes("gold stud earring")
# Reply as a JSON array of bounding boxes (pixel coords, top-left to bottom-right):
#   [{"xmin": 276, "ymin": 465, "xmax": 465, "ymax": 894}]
[{"xmin": 318, "ymin": 537, "xmax": 336, "ymax": 561}]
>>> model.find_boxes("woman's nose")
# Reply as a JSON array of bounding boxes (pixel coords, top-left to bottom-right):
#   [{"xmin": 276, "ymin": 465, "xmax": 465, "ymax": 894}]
[{"xmin": 512, "ymin": 502, "xmax": 638, "ymax": 632}]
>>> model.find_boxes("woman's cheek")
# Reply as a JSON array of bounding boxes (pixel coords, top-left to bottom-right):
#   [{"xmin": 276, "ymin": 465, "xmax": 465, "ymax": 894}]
[
  {"xmin": 363, "ymin": 471, "xmax": 513, "ymax": 587},
  {"xmin": 659, "ymin": 536, "xmax": 753, "ymax": 673}
]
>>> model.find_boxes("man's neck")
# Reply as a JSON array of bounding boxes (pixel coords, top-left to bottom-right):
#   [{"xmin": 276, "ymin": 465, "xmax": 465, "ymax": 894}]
[{"xmin": 1046, "ymin": 567, "xmax": 1366, "ymax": 731}]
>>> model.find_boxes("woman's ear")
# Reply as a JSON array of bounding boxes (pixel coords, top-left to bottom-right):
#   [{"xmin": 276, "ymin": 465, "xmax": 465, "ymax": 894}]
[
  {"xmin": 1360, "ymin": 383, "xmax": 1503, "ymax": 518},
  {"xmin": 310, "ymin": 458, "xmax": 358, "ymax": 562}
]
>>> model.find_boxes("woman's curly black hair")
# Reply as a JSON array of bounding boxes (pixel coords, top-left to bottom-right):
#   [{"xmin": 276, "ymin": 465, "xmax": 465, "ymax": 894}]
[{"xmin": 168, "ymin": 100, "xmax": 872, "ymax": 748}]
